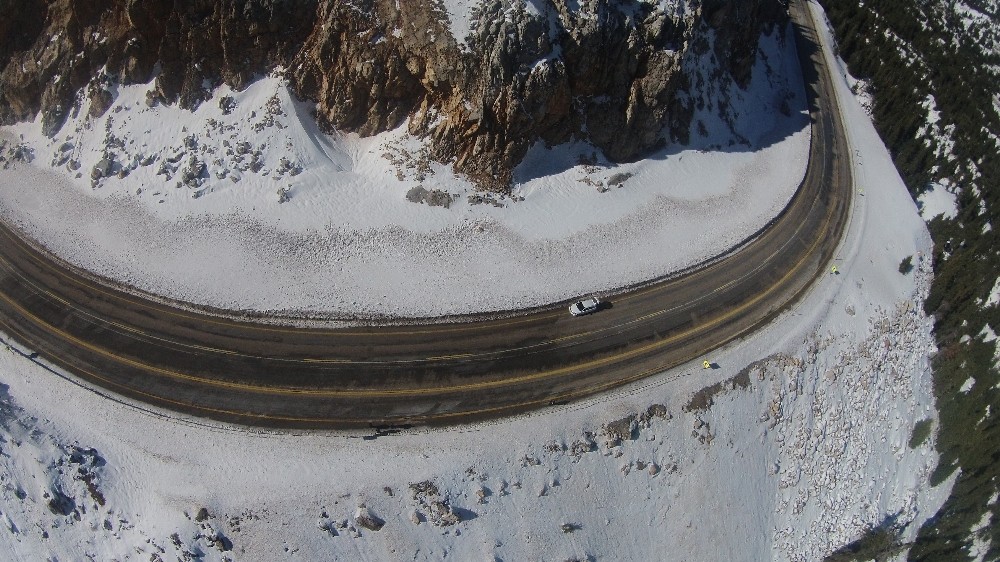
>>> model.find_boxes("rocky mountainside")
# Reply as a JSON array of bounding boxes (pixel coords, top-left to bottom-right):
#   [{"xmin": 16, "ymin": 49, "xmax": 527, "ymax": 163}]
[{"xmin": 0, "ymin": 0, "xmax": 787, "ymax": 190}]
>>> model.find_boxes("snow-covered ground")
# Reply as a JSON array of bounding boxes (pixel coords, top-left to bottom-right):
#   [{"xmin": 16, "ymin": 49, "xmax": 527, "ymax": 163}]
[
  {"xmin": 0, "ymin": 2, "xmax": 951, "ymax": 560},
  {"xmin": 0, "ymin": 27, "xmax": 807, "ymax": 319},
  {"xmin": 917, "ymin": 181, "xmax": 960, "ymax": 220},
  {"xmin": 441, "ymin": 0, "xmax": 480, "ymax": 47}
]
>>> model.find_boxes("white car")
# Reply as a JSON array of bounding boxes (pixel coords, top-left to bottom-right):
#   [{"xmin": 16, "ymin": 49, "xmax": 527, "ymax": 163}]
[{"xmin": 569, "ymin": 297, "xmax": 601, "ymax": 316}]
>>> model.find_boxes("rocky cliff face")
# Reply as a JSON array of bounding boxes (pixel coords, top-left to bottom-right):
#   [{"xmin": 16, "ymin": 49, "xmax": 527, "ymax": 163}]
[{"xmin": 0, "ymin": 0, "xmax": 787, "ymax": 191}]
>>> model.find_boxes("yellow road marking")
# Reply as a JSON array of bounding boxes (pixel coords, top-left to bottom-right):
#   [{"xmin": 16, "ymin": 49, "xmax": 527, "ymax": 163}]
[
  {"xmin": 0, "ymin": 252, "xmax": 616, "ymax": 363},
  {"xmin": 301, "ymin": 358, "xmax": 352, "ymax": 364},
  {"xmin": 0, "ymin": 187, "xmax": 833, "ymax": 399},
  {"xmin": 425, "ymin": 353, "xmax": 474, "ymax": 361},
  {"xmin": 3, "ymin": 312, "xmax": 684, "ymax": 425},
  {"xmin": 0, "ymin": 225, "xmax": 566, "ymax": 336}
]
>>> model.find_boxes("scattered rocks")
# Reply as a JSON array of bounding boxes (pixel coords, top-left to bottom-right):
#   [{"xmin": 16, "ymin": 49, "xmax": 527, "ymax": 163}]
[
  {"xmin": 277, "ymin": 157, "xmax": 302, "ymax": 176},
  {"xmin": 51, "ymin": 141, "xmax": 74, "ymax": 167},
  {"xmin": 91, "ymin": 158, "xmax": 114, "ymax": 180},
  {"xmin": 382, "ymin": 144, "xmax": 432, "ymax": 182},
  {"xmin": 570, "ymin": 433, "xmax": 597, "ymax": 457},
  {"xmin": 638, "ymin": 404, "xmax": 671, "ymax": 428},
  {"xmin": 684, "ymin": 369, "xmax": 754, "ymax": 413},
  {"xmin": 10, "ymin": 143, "xmax": 34, "ymax": 164},
  {"xmin": 409, "ymin": 480, "xmax": 461, "ymax": 527},
  {"xmin": 252, "ymin": 94, "xmax": 285, "ymax": 132},
  {"xmin": 691, "ymin": 416, "xmax": 714, "ymax": 445},
  {"xmin": 45, "ymin": 487, "xmax": 76, "ymax": 516},
  {"xmin": 519, "ymin": 455, "xmax": 542, "ymax": 467},
  {"xmin": 602, "ymin": 414, "xmax": 637, "ymax": 447},
  {"xmin": 543, "ymin": 441, "xmax": 565, "ymax": 454},
  {"xmin": 203, "ymin": 530, "xmax": 233, "ymax": 552},
  {"xmin": 315, "ymin": 520, "xmax": 335, "ymax": 537},
  {"xmin": 579, "ymin": 176, "xmax": 606, "ymax": 192},
  {"xmin": 219, "ymin": 96, "xmax": 237, "ymax": 115},
  {"xmin": 607, "ymin": 172, "xmax": 634, "ymax": 187},
  {"xmin": 353, "ymin": 505, "xmax": 384, "ymax": 532},
  {"xmin": 0, "ymin": 141, "xmax": 35, "ymax": 170},
  {"xmin": 88, "ymin": 88, "xmax": 115, "ymax": 118},
  {"xmin": 467, "ymin": 192, "xmax": 506, "ymax": 207},
  {"xmin": 406, "ymin": 185, "xmax": 457, "ymax": 208},
  {"xmin": 179, "ymin": 156, "xmax": 207, "ymax": 187},
  {"xmin": 248, "ymin": 153, "xmax": 265, "ymax": 173},
  {"xmin": 234, "ymin": 141, "xmax": 253, "ymax": 156}
]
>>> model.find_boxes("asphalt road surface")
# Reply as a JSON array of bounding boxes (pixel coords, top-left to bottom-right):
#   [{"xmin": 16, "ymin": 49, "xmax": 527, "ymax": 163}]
[{"xmin": 0, "ymin": 0, "xmax": 851, "ymax": 429}]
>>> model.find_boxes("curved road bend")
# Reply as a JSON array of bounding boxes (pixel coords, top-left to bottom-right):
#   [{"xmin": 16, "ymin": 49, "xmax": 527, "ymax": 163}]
[{"xmin": 0, "ymin": 0, "xmax": 851, "ymax": 429}]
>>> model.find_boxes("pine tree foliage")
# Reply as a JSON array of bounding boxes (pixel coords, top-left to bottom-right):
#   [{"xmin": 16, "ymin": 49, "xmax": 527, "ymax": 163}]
[{"xmin": 820, "ymin": 1, "xmax": 1000, "ymax": 560}]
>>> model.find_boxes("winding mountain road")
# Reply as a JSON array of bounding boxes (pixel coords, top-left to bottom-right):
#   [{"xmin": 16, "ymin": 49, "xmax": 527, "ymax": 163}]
[{"xmin": 0, "ymin": 1, "xmax": 852, "ymax": 429}]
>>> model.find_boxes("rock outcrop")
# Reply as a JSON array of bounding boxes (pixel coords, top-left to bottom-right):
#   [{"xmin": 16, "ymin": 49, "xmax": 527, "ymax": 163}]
[
  {"xmin": 0, "ymin": 0, "xmax": 787, "ymax": 191},
  {"xmin": 0, "ymin": 0, "xmax": 316, "ymax": 135}
]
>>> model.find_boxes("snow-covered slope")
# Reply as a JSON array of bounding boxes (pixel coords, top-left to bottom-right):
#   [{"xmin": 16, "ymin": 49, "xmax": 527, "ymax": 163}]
[
  {"xmin": 0, "ymin": 27, "xmax": 806, "ymax": 319},
  {"xmin": 0, "ymin": 3, "xmax": 950, "ymax": 559}
]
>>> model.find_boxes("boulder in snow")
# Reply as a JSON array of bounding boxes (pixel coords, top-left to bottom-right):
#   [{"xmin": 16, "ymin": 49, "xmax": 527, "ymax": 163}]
[{"xmin": 91, "ymin": 158, "xmax": 114, "ymax": 180}]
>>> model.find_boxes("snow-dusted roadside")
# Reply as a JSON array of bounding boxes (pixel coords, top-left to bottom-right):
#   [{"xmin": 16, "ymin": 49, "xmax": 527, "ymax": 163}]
[
  {"xmin": 0, "ymin": 229, "xmax": 948, "ymax": 561},
  {"xmin": 0, "ymin": 285, "xmax": 945, "ymax": 561},
  {"xmin": 0, "ymin": 27, "xmax": 807, "ymax": 319}
]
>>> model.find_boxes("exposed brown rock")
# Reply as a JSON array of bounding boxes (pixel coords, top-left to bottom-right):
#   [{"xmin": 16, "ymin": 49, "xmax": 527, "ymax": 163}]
[
  {"xmin": 87, "ymin": 87, "xmax": 114, "ymax": 118},
  {"xmin": 0, "ymin": 0, "xmax": 316, "ymax": 135},
  {"xmin": 0, "ymin": 0, "xmax": 787, "ymax": 191}
]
